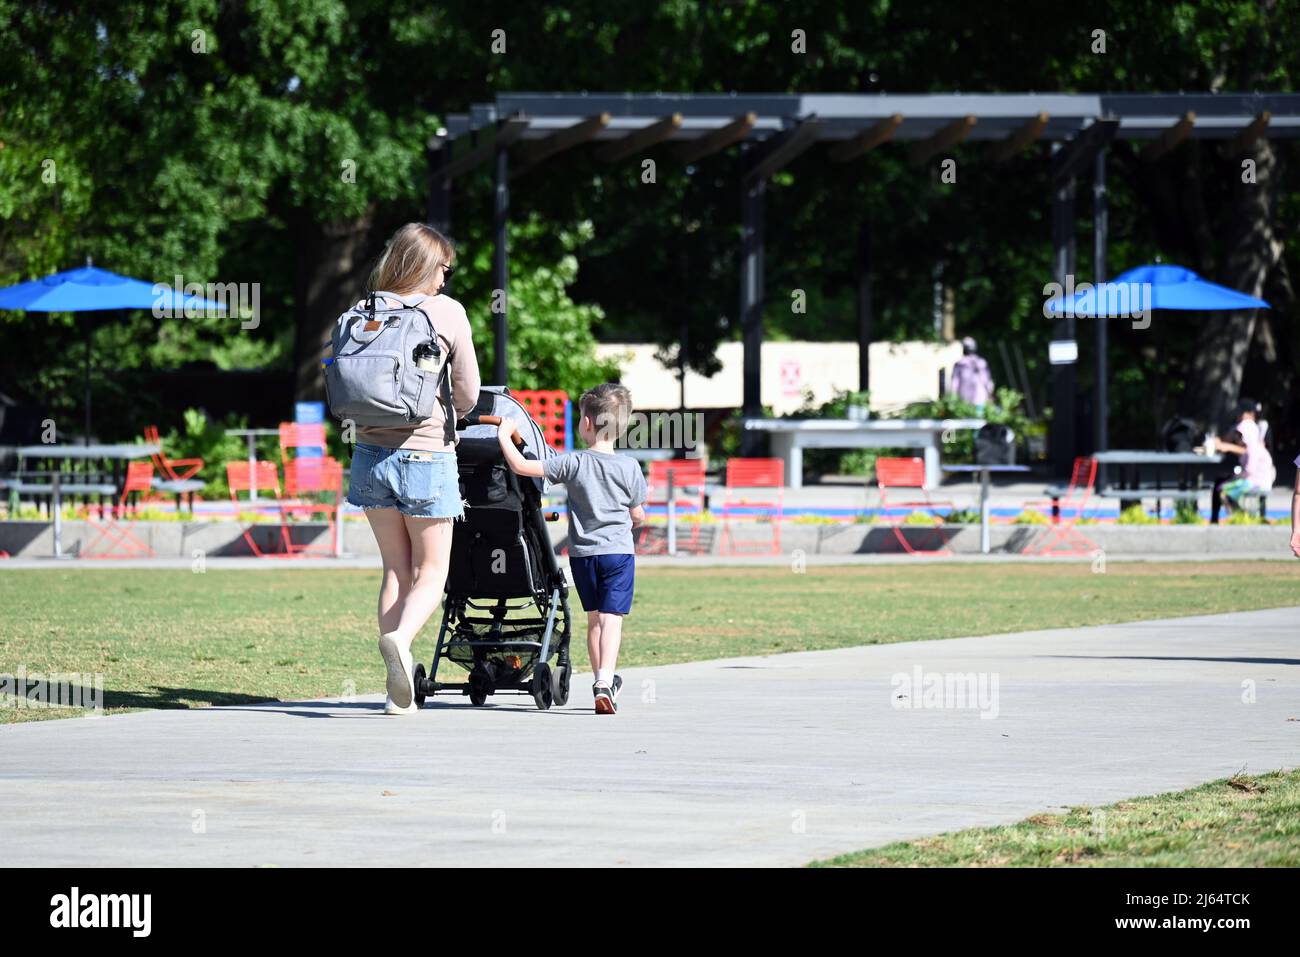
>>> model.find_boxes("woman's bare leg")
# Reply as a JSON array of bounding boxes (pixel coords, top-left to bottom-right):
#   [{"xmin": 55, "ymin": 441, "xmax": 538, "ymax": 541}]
[
  {"xmin": 386, "ymin": 515, "xmax": 455, "ymax": 647},
  {"xmin": 364, "ymin": 508, "xmax": 412, "ymax": 634}
]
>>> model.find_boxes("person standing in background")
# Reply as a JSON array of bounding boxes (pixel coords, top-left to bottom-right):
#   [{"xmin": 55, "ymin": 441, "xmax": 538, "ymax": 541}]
[{"xmin": 951, "ymin": 336, "xmax": 994, "ymax": 413}]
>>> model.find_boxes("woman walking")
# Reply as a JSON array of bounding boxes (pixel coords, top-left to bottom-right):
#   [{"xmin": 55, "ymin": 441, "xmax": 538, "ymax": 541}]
[{"xmin": 344, "ymin": 223, "xmax": 480, "ymax": 714}]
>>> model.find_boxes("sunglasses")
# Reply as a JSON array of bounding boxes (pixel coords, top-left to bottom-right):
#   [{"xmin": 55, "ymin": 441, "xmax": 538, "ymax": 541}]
[{"xmin": 440, "ymin": 262, "xmax": 456, "ymax": 277}]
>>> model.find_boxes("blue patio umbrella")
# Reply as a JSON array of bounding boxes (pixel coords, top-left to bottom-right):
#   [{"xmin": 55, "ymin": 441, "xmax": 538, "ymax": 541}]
[
  {"xmin": 1043, "ymin": 263, "xmax": 1269, "ymax": 453},
  {"xmin": 0, "ymin": 263, "xmax": 227, "ymax": 442},
  {"xmin": 1045, "ymin": 264, "xmax": 1270, "ymax": 316}
]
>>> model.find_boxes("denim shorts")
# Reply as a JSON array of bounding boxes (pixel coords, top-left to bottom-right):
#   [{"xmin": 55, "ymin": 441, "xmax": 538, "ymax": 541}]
[{"xmin": 347, "ymin": 443, "xmax": 464, "ymax": 519}]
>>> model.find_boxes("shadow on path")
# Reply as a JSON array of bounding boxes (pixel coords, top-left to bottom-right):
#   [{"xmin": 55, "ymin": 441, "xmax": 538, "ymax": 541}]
[{"xmin": 1041, "ymin": 655, "xmax": 1300, "ymax": 666}]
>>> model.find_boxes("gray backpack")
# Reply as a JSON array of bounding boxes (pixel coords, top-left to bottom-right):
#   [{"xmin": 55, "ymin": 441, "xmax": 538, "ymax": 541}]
[{"xmin": 323, "ymin": 291, "xmax": 455, "ymax": 440}]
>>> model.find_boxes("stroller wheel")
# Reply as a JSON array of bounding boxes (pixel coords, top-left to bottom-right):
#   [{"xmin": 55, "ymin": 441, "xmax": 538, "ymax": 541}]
[
  {"xmin": 551, "ymin": 662, "xmax": 571, "ymax": 707},
  {"xmin": 530, "ymin": 662, "xmax": 554, "ymax": 711},
  {"xmin": 412, "ymin": 663, "xmax": 427, "ymax": 707},
  {"xmin": 468, "ymin": 673, "xmax": 490, "ymax": 707}
]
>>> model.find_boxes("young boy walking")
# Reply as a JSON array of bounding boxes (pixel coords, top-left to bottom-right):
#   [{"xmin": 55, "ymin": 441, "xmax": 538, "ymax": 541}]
[{"xmin": 498, "ymin": 383, "xmax": 646, "ymax": 714}]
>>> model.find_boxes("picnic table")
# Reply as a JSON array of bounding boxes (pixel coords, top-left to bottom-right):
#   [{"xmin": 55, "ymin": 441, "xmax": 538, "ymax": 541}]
[
  {"xmin": 742, "ymin": 417, "xmax": 985, "ymax": 489},
  {"xmin": 942, "ymin": 464, "xmax": 1031, "ymax": 554},
  {"xmin": 15, "ymin": 443, "xmax": 161, "ymax": 558},
  {"xmin": 1092, "ymin": 449, "xmax": 1223, "ymax": 515}
]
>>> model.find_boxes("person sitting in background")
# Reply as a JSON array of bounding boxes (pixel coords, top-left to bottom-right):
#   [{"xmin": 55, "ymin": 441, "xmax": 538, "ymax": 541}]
[
  {"xmin": 951, "ymin": 336, "xmax": 994, "ymax": 413},
  {"xmin": 1210, "ymin": 398, "xmax": 1275, "ymax": 523}
]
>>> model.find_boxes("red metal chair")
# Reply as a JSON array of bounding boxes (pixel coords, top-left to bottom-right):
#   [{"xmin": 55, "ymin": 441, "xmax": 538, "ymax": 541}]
[
  {"xmin": 143, "ymin": 425, "xmax": 205, "ymax": 512},
  {"xmin": 280, "ymin": 456, "xmax": 344, "ymax": 556},
  {"xmin": 1028, "ymin": 456, "xmax": 1098, "ymax": 556},
  {"xmin": 82, "ymin": 461, "xmax": 155, "ymax": 559},
  {"xmin": 227, "ymin": 460, "xmax": 286, "ymax": 558},
  {"xmin": 875, "ymin": 456, "xmax": 955, "ymax": 555},
  {"xmin": 637, "ymin": 458, "xmax": 708, "ymax": 555},
  {"xmin": 278, "ymin": 422, "xmax": 327, "ymax": 464},
  {"xmin": 718, "ymin": 457, "xmax": 784, "ymax": 556},
  {"xmin": 513, "ymin": 390, "xmax": 568, "ymax": 450},
  {"xmin": 143, "ymin": 425, "xmax": 204, "ymax": 481}
]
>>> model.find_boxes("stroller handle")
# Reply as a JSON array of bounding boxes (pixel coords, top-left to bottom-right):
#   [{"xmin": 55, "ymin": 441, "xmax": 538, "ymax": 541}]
[{"xmin": 461, "ymin": 413, "xmax": 525, "ymax": 447}]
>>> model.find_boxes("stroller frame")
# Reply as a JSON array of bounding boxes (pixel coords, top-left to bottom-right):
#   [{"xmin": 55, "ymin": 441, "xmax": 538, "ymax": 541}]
[{"xmin": 411, "ymin": 398, "xmax": 573, "ymax": 710}]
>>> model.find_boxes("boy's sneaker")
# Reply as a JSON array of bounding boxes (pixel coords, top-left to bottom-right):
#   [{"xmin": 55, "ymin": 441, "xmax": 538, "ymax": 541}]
[
  {"xmin": 611, "ymin": 674, "xmax": 623, "ymax": 702},
  {"xmin": 593, "ymin": 681, "xmax": 616, "ymax": 715}
]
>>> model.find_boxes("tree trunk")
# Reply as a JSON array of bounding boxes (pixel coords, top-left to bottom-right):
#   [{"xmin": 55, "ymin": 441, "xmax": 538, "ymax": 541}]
[
  {"xmin": 292, "ymin": 207, "xmax": 378, "ymax": 402},
  {"xmin": 1180, "ymin": 138, "xmax": 1281, "ymax": 433}
]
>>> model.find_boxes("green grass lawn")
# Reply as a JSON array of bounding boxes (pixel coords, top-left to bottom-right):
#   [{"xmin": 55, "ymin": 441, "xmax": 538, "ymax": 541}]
[
  {"xmin": 2, "ymin": 561, "xmax": 1298, "ymax": 722},
  {"xmin": 812, "ymin": 769, "xmax": 1300, "ymax": 867}
]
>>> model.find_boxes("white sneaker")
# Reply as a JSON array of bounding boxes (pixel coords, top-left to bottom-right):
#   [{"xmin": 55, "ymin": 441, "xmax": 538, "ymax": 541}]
[
  {"xmin": 378, "ymin": 632, "xmax": 415, "ymax": 709},
  {"xmin": 384, "ymin": 694, "xmax": 419, "ymax": 716}
]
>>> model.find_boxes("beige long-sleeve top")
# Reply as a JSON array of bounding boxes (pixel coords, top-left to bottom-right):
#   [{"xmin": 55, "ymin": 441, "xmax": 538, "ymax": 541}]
[{"xmin": 354, "ymin": 293, "xmax": 481, "ymax": 453}]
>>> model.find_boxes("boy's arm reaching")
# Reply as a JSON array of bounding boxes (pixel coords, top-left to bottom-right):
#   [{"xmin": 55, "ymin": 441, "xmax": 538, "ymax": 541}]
[{"xmin": 497, "ymin": 421, "xmax": 545, "ymax": 478}]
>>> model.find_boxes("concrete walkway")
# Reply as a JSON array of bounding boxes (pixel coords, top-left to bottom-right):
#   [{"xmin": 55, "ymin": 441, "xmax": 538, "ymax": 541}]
[{"xmin": 3, "ymin": 607, "xmax": 1298, "ymax": 867}]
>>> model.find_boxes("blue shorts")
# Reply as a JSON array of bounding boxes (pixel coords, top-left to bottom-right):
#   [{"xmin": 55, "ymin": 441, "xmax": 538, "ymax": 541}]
[
  {"xmin": 568, "ymin": 554, "xmax": 636, "ymax": 615},
  {"xmin": 347, "ymin": 443, "xmax": 464, "ymax": 519}
]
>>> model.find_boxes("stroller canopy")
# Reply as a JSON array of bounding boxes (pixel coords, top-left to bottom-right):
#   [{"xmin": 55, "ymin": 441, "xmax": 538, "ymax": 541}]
[{"xmin": 458, "ymin": 387, "xmax": 556, "ymax": 492}]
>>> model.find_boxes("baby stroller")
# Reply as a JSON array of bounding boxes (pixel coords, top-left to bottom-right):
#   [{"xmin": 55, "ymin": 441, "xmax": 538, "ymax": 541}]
[{"xmin": 411, "ymin": 387, "xmax": 573, "ymax": 710}]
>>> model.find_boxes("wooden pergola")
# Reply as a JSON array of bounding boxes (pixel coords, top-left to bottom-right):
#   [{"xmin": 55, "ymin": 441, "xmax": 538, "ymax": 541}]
[{"xmin": 429, "ymin": 92, "xmax": 1300, "ymax": 470}]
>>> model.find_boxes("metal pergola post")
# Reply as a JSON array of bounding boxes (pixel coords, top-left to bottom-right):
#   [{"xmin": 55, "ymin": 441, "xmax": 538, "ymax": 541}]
[
  {"xmin": 427, "ymin": 139, "xmax": 452, "ymax": 235},
  {"xmin": 739, "ymin": 171, "xmax": 765, "ymax": 456},
  {"xmin": 857, "ymin": 219, "xmax": 872, "ymax": 396},
  {"xmin": 493, "ymin": 145, "xmax": 509, "ymax": 385},
  {"xmin": 1093, "ymin": 147, "xmax": 1109, "ymax": 461},
  {"xmin": 1050, "ymin": 157, "xmax": 1077, "ymax": 477}
]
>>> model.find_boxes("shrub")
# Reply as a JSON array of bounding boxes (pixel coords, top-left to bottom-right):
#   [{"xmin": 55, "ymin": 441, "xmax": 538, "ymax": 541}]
[
  {"xmin": 902, "ymin": 510, "xmax": 941, "ymax": 525},
  {"xmin": 130, "ymin": 506, "xmax": 180, "ymax": 522},
  {"xmin": 1224, "ymin": 510, "xmax": 1265, "ymax": 526},
  {"xmin": 1173, "ymin": 500, "xmax": 1206, "ymax": 525},
  {"xmin": 1117, "ymin": 504, "xmax": 1158, "ymax": 525},
  {"xmin": 1013, "ymin": 509, "xmax": 1050, "ymax": 525}
]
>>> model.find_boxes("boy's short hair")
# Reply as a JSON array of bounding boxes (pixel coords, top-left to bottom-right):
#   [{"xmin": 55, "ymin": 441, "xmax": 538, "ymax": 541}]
[{"xmin": 579, "ymin": 383, "xmax": 634, "ymax": 443}]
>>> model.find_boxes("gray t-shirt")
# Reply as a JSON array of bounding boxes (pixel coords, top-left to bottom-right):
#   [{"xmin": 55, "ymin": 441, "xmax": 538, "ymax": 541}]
[{"xmin": 543, "ymin": 450, "xmax": 647, "ymax": 556}]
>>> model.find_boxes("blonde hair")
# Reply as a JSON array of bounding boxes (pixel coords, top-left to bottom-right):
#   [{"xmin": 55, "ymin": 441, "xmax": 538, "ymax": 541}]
[
  {"xmin": 580, "ymin": 383, "xmax": 634, "ymax": 443},
  {"xmin": 369, "ymin": 223, "xmax": 456, "ymax": 296}
]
